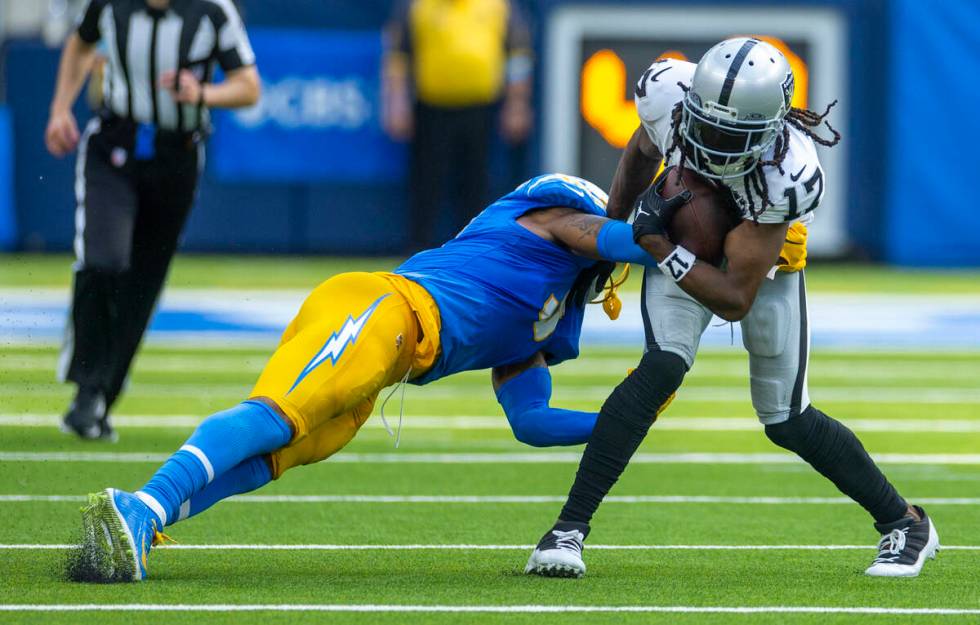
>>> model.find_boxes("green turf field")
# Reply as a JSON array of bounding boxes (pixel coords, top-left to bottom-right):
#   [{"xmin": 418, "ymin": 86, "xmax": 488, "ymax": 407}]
[
  {"xmin": 2, "ymin": 252, "xmax": 980, "ymax": 293},
  {"xmin": 1, "ymin": 257, "xmax": 979, "ymax": 623}
]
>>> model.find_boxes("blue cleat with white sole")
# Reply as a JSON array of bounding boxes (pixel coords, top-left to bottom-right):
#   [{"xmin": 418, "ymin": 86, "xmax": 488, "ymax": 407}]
[{"xmin": 78, "ymin": 488, "xmax": 164, "ymax": 582}]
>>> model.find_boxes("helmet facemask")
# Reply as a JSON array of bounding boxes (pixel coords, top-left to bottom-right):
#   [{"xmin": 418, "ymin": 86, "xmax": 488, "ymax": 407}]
[{"xmin": 680, "ymin": 92, "xmax": 785, "ymax": 180}]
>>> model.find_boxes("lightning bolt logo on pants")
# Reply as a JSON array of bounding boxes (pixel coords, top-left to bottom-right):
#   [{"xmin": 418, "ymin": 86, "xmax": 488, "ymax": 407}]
[{"xmin": 286, "ymin": 293, "xmax": 391, "ymax": 395}]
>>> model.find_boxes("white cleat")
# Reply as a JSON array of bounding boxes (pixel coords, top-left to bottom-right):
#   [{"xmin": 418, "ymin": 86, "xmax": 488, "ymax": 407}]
[
  {"xmin": 865, "ymin": 505, "xmax": 939, "ymax": 577},
  {"xmin": 524, "ymin": 522, "xmax": 589, "ymax": 578}
]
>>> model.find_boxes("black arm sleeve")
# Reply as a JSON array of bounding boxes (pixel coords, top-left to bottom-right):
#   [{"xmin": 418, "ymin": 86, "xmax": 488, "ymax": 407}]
[{"xmin": 76, "ymin": 0, "xmax": 107, "ymax": 44}]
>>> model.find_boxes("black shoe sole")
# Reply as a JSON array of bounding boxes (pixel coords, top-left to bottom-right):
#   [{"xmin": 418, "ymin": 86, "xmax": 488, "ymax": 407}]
[
  {"xmin": 60, "ymin": 418, "xmax": 117, "ymax": 442},
  {"xmin": 525, "ymin": 563, "xmax": 585, "ymax": 578}
]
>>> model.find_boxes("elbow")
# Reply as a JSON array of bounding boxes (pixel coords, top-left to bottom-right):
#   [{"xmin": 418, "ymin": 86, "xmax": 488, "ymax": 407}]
[
  {"xmin": 718, "ymin": 309, "xmax": 747, "ymax": 322},
  {"xmin": 243, "ymin": 77, "xmax": 261, "ymax": 107},
  {"xmin": 510, "ymin": 418, "xmax": 550, "ymax": 448},
  {"xmin": 715, "ymin": 296, "xmax": 752, "ymax": 322},
  {"xmin": 237, "ymin": 69, "xmax": 261, "ymax": 107}
]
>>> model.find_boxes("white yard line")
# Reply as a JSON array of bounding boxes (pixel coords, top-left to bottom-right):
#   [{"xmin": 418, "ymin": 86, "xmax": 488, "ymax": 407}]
[
  {"xmin": 417, "ymin": 386, "xmax": 980, "ymax": 403},
  {"xmin": 0, "ymin": 604, "xmax": 978, "ymax": 615},
  {"xmin": 4, "ymin": 353, "xmax": 979, "ymax": 382},
  {"xmin": 4, "ymin": 451, "xmax": 980, "ymax": 464},
  {"xmin": 559, "ymin": 359, "xmax": 980, "ymax": 380},
  {"xmin": 3, "ymin": 414, "xmax": 980, "ymax": 432},
  {"xmin": 2, "ymin": 494, "xmax": 979, "ymax": 505},
  {"xmin": 0, "ymin": 414, "xmax": 206, "ymax": 428},
  {"xmin": 3, "ymin": 383, "xmax": 979, "ymax": 403},
  {"xmin": 1, "ymin": 543, "xmax": 978, "ymax": 551}
]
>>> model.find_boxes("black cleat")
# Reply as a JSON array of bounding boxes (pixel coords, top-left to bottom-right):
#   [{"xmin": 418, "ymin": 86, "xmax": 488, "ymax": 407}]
[
  {"xmin": 524, "ymin": 521, "xmax": 589, "ymax": 578},
  {"xmin": 61, "ymin": 387, "xmax": 116, "ymax": 442},
  {"xmin": 865, "ymin": 505, "xmax": 939, "ymax": 577}
]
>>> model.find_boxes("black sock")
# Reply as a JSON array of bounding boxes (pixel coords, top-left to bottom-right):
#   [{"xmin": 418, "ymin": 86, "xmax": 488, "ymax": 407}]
[
  {"xmin": 559, "ymin": 350, "xmax": 686, "ymax": 525},
  {"xmin": 765, "ymin": 406, "xmax": 909, "ymax": 524}
]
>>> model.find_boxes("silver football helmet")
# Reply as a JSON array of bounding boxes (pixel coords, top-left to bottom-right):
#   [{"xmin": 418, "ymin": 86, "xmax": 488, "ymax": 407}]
[{"xmin": 680, "ymin": 37, "xmax": 795, "ymax": 180}]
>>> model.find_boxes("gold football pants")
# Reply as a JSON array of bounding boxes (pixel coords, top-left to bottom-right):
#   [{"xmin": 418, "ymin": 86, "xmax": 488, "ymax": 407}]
[{"xmin": 249, "ymin": 272, "xmax": 440, "ymax": 478}]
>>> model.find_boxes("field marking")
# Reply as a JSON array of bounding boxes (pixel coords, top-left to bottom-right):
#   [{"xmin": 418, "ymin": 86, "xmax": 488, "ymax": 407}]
[
  {"xmin": 4, "ymin": 414, "xmax": 980, "ymax": 433},
  {"xmin": 413, "ymin": 386, "xmax": 980, "ymax": 404},
  {"xmin": 3, "ymin": 494, "xmax": 979, "ymax": 506},
  {"xmin": 5, "ymin": 451, "xmax": 980, "ymax": 465},
  {"xmin": 3, "ymin": 383, "xmax": 979, "ymax": 404},
  {"xmin": 2, "ymin": 543, "xmax": 979, "ymax": 551},
  {"xmin": 6, "ymin": 339, "xmax": 978, "ymax": 357},
  {"xmin": 5, "ymin": 352, "xmax": 980, "ymax": 382},
  {"xmin": 1, "ymin": 604, "xmax": 979, "ymax": 615}
]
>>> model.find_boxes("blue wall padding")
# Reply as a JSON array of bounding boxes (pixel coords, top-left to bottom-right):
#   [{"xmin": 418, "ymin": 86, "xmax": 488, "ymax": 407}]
[
  {"xmin": 886, "ymin": 0, "xmax": 980, "ymax": 266},
  {"xmin": 5, "ymin": 0, "xmax": 976, "ymax": 265},
  {"xmin": 0, "ymin": 106, "xmax": 15, "ymax": 250}
]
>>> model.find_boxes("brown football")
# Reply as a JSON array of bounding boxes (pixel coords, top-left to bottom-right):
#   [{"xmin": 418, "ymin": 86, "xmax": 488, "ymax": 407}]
[{"xmin": 660, "ymin": 167, "xmax": 740, "ymax": 266}]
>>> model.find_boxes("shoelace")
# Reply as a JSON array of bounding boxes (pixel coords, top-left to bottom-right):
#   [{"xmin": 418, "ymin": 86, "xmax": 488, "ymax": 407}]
[
  {"xmin": 551, "ymin": 529, "xmax": 584, "ymax": 554},
  {"xmin": 151, "ymin": 528, "xmax": 177, "ymax": 547},
  {"xmin": 379, "ymin": 367, "xmax": 412, "ymax": 448},
  {"xmin": 873, "ymin": 527, "xmax": 908, "ymax": 563}
]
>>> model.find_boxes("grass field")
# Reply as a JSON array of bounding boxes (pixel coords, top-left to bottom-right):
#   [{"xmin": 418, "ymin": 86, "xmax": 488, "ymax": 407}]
[
  {"xmin": 1, "ymin": 256, "xmax": 979, "ymax": 623},
  {"xmin": 3, "ymin": 252, "xmax": 980, "ymax": 293}
]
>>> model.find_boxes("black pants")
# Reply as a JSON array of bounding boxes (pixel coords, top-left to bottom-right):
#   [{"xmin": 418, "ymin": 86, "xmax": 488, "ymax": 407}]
[
  {"xmin": 409, "ymin": 102, "xmax": 494, "ymax": 251},
  {"xmin": 59, "ymin": 115, "xmax": 201, "ymax": 408}
]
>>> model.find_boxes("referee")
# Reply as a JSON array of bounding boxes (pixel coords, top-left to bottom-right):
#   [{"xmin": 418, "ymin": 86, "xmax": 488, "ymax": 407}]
[{"xmin": 45, "ymin": 0, "xmax": 261, "ymax": 440}]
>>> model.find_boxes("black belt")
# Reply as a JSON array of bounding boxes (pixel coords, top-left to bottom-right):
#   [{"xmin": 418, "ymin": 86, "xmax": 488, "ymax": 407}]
[{"xmin": 99, "ymin": 111, "xmax": 203, "ymax": 153}]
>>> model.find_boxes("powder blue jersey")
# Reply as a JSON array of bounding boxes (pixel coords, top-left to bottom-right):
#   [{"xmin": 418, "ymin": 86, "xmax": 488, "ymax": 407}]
[{"xmin": 396, "ymin": 174, "xmax": 609, "ymax": 385}]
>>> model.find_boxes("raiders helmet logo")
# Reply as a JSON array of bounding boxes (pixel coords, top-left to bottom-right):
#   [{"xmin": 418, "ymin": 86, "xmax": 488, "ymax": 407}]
[{"xmin": 781, "ymin": 72, "xmax": 795, "ymax": 108}]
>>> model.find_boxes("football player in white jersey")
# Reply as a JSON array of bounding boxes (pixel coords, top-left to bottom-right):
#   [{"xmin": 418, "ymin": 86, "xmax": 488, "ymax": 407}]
[{"xmin": 525, "ymin": 38, "xmax": 938, "ymax": 579}]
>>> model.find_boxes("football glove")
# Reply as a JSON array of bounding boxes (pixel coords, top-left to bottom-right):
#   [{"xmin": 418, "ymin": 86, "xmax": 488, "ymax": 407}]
[
  {"xmin": 569, "ymin": 261, "xmax": 616, "ymax": 309},
  {"xmin": 631, "ymin": 171, "xmax": 692, "ymax": 243}
]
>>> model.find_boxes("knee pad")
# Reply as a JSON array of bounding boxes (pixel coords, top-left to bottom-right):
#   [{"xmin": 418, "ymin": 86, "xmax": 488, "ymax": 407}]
[
  {"xmin": 602, "ymin": 349, "xmax": 686, "ymax": 427},
  {"xmin": 741, "ymin": 296, "xmax": 790, "ymax": 358}
]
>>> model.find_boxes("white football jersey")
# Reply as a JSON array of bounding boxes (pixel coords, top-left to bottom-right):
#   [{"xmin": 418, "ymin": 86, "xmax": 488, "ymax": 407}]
[{"xmin": 635, "ymin": 58, "xmax": 825, "ymax": 225}]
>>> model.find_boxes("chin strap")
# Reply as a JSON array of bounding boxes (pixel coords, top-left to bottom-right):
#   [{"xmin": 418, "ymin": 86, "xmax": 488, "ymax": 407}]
[{"xmin": 590, "ymin": 263, "xmax": 630, "ymax": 321}]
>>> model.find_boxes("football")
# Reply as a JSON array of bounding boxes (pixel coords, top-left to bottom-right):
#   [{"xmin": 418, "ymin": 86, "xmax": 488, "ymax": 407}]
[{"xmin": 660, "ymin": 167, "xmax": 741, "ymax": 266}]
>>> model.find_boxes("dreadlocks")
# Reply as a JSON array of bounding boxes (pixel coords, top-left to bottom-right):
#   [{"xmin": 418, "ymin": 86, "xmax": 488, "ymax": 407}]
[{"xmin": 664, "ymin": 81, "xmax": 842, "ymax": 219}]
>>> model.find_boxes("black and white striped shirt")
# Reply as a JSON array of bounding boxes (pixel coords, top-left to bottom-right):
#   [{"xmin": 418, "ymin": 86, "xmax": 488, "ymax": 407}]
[{"xmin": 76, "ymin": 0, "xmax": 255, "ymax": 132}]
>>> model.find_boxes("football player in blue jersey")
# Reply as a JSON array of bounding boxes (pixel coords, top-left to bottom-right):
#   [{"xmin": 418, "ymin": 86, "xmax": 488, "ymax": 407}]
[{"xmin": 71, "ymin": 173, "xmax": 680, "ymax": 582}]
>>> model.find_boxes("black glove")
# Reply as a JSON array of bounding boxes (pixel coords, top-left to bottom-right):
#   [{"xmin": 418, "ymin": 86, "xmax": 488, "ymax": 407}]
[
  {"xmin": 568, "ymin": 261, "xmax": 616, "ymax": 308},
  {"xmin": 631, "ymin": 170, "xmax": 692, "ymax": 243}
]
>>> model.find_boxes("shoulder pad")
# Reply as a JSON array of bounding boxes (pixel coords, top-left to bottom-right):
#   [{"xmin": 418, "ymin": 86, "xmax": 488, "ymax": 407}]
[
  {"xmin": 634, "ymin": 59, "xmax": 695, "ymax": 154},
  {"xmin": 514, "ymin": 174, "xmax": 608, "ymax": 216},
  {"xmin": 634, "ymin": 59, "xmax": 695, "ymax": 123}
]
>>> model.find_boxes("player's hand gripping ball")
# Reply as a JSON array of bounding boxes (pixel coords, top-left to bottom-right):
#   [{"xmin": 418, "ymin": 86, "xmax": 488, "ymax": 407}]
[
  {"xmin": 634, "ymin": 167, "xmax": 740, "ymax": 266},
  {"xmin": 631, "ymin": 168, "xmax": 691, "ymax": 242}
]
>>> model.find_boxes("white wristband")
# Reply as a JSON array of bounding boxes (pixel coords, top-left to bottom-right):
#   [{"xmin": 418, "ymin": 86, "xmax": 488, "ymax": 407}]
[{"xmin": 659, "ymin": 245, "xmax": 696, "ymax": 282}]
